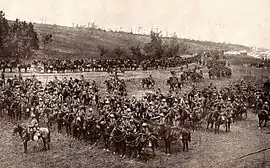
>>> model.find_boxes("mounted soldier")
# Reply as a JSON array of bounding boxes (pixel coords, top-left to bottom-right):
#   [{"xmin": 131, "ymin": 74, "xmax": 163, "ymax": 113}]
[{"xmin": 28, "ymin": 113, "xmax": 40, "ymax": 141}]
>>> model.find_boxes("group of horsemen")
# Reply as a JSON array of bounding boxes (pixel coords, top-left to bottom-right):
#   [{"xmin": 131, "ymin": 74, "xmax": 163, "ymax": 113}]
[{"xmin": 0, "ymin": 70, "xmax": 269, "ymax": 155}]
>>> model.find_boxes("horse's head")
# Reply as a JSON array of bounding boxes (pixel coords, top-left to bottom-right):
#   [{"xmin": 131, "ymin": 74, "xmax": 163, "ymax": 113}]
[{"xmin": 13, "ymin": 124, "xmax": 22, "ymax": 135}]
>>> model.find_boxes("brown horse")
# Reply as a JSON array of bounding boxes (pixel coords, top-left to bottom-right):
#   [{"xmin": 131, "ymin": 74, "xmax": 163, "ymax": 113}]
[
  {"xmin": 180, "ymin": 127, "xmax": 191, "ymax": 152},
  {"xmin": 215, "ymin": 114, "xmax": 230, "ymax": 134},
  {"xmin": 158, "ymin": 124, "xmax": 191, "ymax": 154},
  {"xmin": 13, "ymin": 124, "xmax": 51, "ymax": 153},
  {"xmin": 258, "ymin": 110, "xmax": 269, "ymax": 128}
]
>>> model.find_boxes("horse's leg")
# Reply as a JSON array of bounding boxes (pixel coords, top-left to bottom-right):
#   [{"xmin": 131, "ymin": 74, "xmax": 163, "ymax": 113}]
[
  {"xmin": 19, "ymin": 110, "xmax": 22, "ymax": 120},
  {"xmin": 42, "ymin": 138, "xmax": 46, "ymax": 150},
  {"xmin": 47, "ymin": 132, "xmax": 51, "ymax": 150},
  {"xmin": 211, "ymin": 121, "xmax": 214, "ymax": 129},
  {"xmin": 57, "ymin": 121, "xmax": 61, "ymax": 133},
  {"xmin": 122, "ymin": 142, "xmax": 126, "ymax": 157},
  {"xmin": 151, "ymin": 142, "xmax": 155, "ymax": 156},
  {"xmin": 186, "ymin": 141, "xmax": 189, "ymax": 152},
  {"xmin": 23, "ymin": 141, "xmax": 28, "ymax": 153},
  {"xmin": 164, "ymin": 139, "xmax": 168, "ymax": 154},
  {"xmin": 193, "ymin": 120, "xmax": 196, "ymax": 132},
  {"xmin": 65, "ymin": 125, "xmax": 69, "ymax": 135},
  {"xmin": 77, "ymin": 129, "xmax": 82, "ymax": 141},
  {"xmin": 168, "ymin": 139, "xmax": 171, "ymax": 154},
  {"xmin": 182, "ymin": 139, "xmax": 185, "ymax": 151}
]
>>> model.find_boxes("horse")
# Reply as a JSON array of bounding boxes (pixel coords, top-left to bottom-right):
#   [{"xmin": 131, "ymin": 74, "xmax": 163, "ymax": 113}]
[
  {"xmin": 189, "ymin": 112, "xmax": 203, "ymax": 132},
  {"xmin": 13, "ymin": 124, "xmax": 51, "ymax": 153},
  {"xmin": 139, "ymin": 132, "xmax": 158, "ymax": 156},
  {"xmin": 110, "ymin": 126, "xmax": 127, "ymax": 156},
  {"xmin": 141, "ymin": 77, "xmax": 155, "ymax": 89},
  {"xmin": 177, "ymin": 108, "xmax": 191, "ymax": 126},
  {"xmin": 158, "ymin": 124, "xmax": 191, "ymax": 154},
  {"xmin": 83, "ymin": 119, "xmax": 100, "ymax": 143},
  {"xmin": 166, "ymin": 77, "xmax": 182, "ymax": 91},
  {"xmin": 258, "ymin": 110, "xmax": 269, "ymax": 128},
  {"xmin": 125, "ymin": 132, "xmax": 142, "ymax": 158},
  {"xmin": 72, "ymin": 116, "xmax": 84, "ymax": 140},
  {"xmin": 179, "ymin": 127, "xmax": 191, "ymax": 152},
  {"xmin": 157, "ymin": 124, "xmax": 177, "ymax": 154},
  {"xmin": 206, "ymin": 112, "xmax": 215, "ymax": 130},
  {"xmin": 238, "ymin": 105, "xmax": 248, "ymax": 119},
  {"xmin": 215, "ymin": 114, "xmax": 230, "ymax": 134}
]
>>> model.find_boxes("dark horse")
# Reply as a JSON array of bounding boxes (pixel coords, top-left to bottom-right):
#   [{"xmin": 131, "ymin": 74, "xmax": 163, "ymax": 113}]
[
  {"xmin": 110, "ymin": 126, "xmax": 127, "ymax": 156},
  {"xmin": 158, "ymin": 124, "xmax": 191, "ymax": 154},
  {"xmin": 13, "ymin": 124, "xmax": 51, "ymax": 153},
  {"xmin": 215, "ymin": 114, "xmax": 230, "ymax": 134},
  {"xmin": 180, "ymin": 127, "xmax": 191, "ymax": 152},
  {"xmin": 258, "ymin": 110, "xmax": 269, "ymax": 128},
  {"xmin": 141, "ymin": 77, "xmax": 155, "ymax": 89}
]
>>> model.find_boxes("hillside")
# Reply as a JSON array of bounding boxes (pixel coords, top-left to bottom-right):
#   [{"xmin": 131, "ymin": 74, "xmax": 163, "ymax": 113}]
[{"xmin": 31, "ymin": 23, "xmax": 250, "ymax": 60}]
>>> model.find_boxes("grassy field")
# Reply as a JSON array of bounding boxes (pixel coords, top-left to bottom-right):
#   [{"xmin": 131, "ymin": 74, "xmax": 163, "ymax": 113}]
[
  {"xmin": 30, "ymin": 22, "xmax": 250, "ymax": 59},
  {"xmin": 1, "ymin": 65, "xmax": 270, "ymax": 168}
]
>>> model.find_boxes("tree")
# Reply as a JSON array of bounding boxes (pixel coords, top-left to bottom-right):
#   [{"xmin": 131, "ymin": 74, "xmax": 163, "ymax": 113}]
[
  {"xmin": 91, "ymin": 22, "xmax": 98, "ymax": 29},
  {"xmin": 163, "ymin": 33, "xmax": 181, "ymax": 58},
  {"xmin": 41, "ymin": 33, "xmax": 52, "ymax": 50},
  {"xmin": 144, "ymin": 29, "xmax": 164, "ymax": 59},
  {"xmin": 97, "ymin": 44, "xmax": 108, "ymax": 58},
  {"xmin": 0, "ymin": 10, "xmax": 9, "ymax": 50},
  {"xmin": 28, "ymin": 22, "xmax": 39, "ymax": 50},
  {"xmin": 113, "ymin": 46, "xmax": 126, "ymax": 59},
  {"xmin": 130, "ymin": 45, "xmax": 144, "ymax": 61},
  {"xmin": 0, "ymin": 14, "xmax": 39, "ymax": 59}
]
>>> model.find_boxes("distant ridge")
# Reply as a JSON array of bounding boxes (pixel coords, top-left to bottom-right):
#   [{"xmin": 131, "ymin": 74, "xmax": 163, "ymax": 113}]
[
  {"xmin": 9, "ymin": 21, "xmax": 251, "ymax": 59},
  {"xmin": 247, "ymin": 48, "xmax": 270, "ymax": 59}
]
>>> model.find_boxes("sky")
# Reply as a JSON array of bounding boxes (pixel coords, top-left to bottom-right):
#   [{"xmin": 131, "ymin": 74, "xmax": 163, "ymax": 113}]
[{"xmin": 1, "ymin": 0, "xmax": 270, "ymax": 48}]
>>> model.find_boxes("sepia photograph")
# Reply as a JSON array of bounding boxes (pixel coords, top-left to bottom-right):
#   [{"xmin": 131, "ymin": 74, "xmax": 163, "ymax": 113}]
[{"xmin": 0, "ymin": 0, "xmax": 269, "ymax": 168}]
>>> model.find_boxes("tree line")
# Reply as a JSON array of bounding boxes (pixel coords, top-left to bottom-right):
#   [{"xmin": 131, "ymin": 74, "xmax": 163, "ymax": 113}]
[
  {"xmin": 97, "ymin": 30, "xmax": 190, "ymax": 61},
  {"xmin": 0, "ymin": 11, "xmax": 53, "ymax": 59}
]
